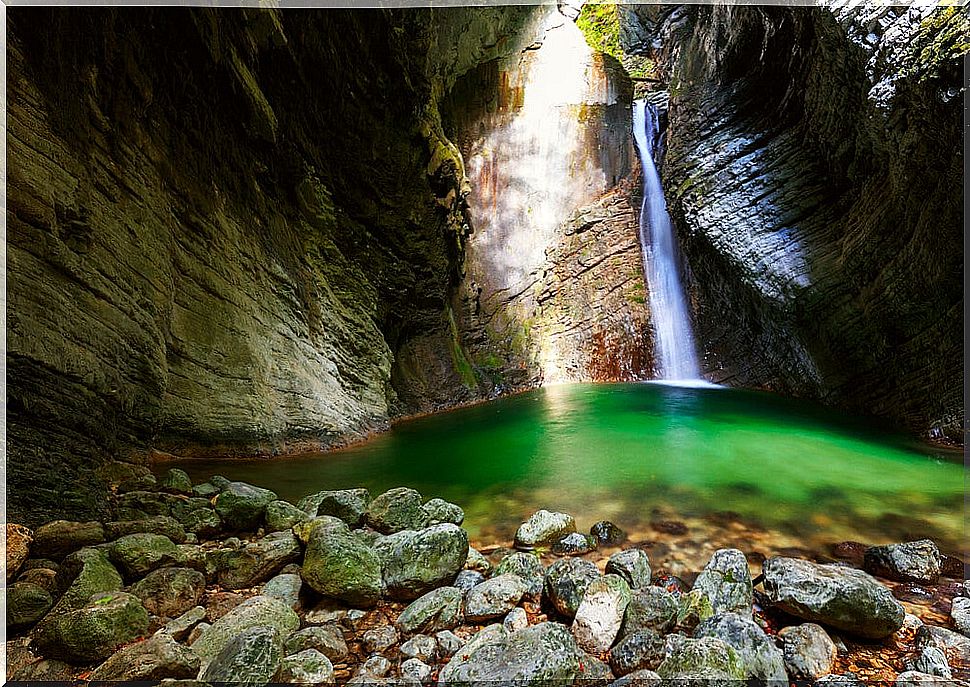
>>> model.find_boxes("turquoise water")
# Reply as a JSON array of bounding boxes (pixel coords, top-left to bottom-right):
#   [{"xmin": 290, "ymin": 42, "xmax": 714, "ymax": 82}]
[{"xmin": 168, "ymin": 383, "xmax": 964, "ymax": 555}]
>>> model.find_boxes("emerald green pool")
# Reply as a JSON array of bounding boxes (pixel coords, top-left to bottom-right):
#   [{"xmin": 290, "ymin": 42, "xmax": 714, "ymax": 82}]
[{"xmin": 169, "ymin": 383, "xmax": 964, "ymax": 559}]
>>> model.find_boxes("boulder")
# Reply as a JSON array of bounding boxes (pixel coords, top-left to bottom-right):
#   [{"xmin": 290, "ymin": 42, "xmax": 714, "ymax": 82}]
[
  {"xmin": 363, "ymin": 625, "xmax": 400, "ymax": 653},
  {"xmin": 104, "ymin": 515, "xmax": 187, "ymax": 543},
  {"xmin": 217, "ymin": 530, "xmax": 301, "ymax": 589},
  {"xmin": 553, "ymin": 532, "xmax": 597, "ymax": 556},
  {"xmin": 656, "ymin": 636, "xmax": 746, "ymax": 682},
  {"xmin": 201, "ymin": 625, "xmax": 284, "ymax": 684},
  {"xmin": 17, "ymin": 565, "xmax": 58, "ymax": 595},
  {"xmin": 299, "ymin": 488, "xmax": 371, "ymax": 526},
  {"xmin": 779, "ymin": 623, "xmax": 837, "ymax": 679},
  {"xmin": 423, "ymin": 498, "xmax": 465, "ymax": 526},
  {"xmin": 130, "ymin": 566, "xmax": 206, "ymax": 617},
  {"xmin": 213, "ymin": 481, "xmax": 277, "ymax": 531},
  {"xmin": 116, "ymin": 490, "xmax": 181, "ymax": 518},
  {"xmin": 285, "ymin": 625, "xmax": 349, "ymax": 663},
  {"xmin": 108, "ymin": 532, "xmax": 182, "ymax": 581},
  {"xmin": 691, "ymin": 549, "xmax": 753, "ymax": 617},
  {"xmin": 621, "ymin": 586, "xmax": 678, "ymax": 636},
  {"xmin": 438, "ymin": 621, "xmax": 583, "ymax": 686},
  {"xmin": 466, "ymin": 546, "xmax": 492, "ymax": 573},
  {"xmin": 864, "ymin": 540, "xmax": 942, "ymax": 584},
  {"xmin": 909, "ymin": 646, "xmax": 952, "ymax": 679},
  {"xmin": 400, "ymin": 633, "xmax": 437, "ymax": 662},
  {"xmin": 264, "ymin": 500, "xmax": 309, "ymax": 532},
  {"xmin": 53, "ymin": 591, "xmax": 150, "ymax": 663},
  {"xmin": 607, "ymin": 668, "xmax": 661, "ymax": 687},
  {"xmin": 175, "ymin": 506, "xmax": 223, "ymax": 539},
  {"xmin": 606, "ymin": 549, "xmax": 652, "ymax": 590},
  {"xmin": 88, "ymin": 632, "xmax": 200, "ymax": 681},
  {"xmin": 6, "ymin": 524, "xmax": 32, "ymax": 581},
  {"xmin": 494, "ymin": 551, "xmax": 545, "ymax": 599},
  {"xmin": 572, "ymin": 574, "xmax": 631, "ymax": 653},
  {"xmin": 263, "ymin": 572, "xmax": 303, "ymax": 609},
  {"xmin": 609, "ymin": 629, "xmax": 665, "ymax": 676},
  {"xmin": 375, "ymin": 524, "xmax": 468, "ymax": 600},
  {"xmin": 951, "ymin": 596, "xmax": 970, "ymax": 637},
  {"xmin": 505, "ymin": 606, "xmax": 530, "ymax": 632},
  {"xmin": 278, "ymin": 648, "xmax": 335, "ymax": 684},
  {"xmin": 10, "ymin": 658, "xmax": 76, "ymax": 682},
  {"xmin": 302, "ymin": 517, "xmax": 383, "ymax": 607},
  {"xmin": 366, "ymin": 487, "xmax": 429, "ymax": 534},
  {"xmin": 514, "ymin": 510, "xmax": 576, "ymax": 549},
  {"xmin": 402, "ymin": 657, "xmax": 433, "ymax": 683},
  {"xmin": 590, "ymin": 520, "xmax": 625, "ymax": 546},
  {"xmin": 157, "ymin": 605, "xmax": 206, "ymax": 642},
  {"xmin": 896, "ymin": 671, "xmax": 968, "ymax": 686},
  {"xmin": 6, "ymin": 582, "xmax": 53, "ymax": 627},
  {"xmin": 575, "ymin": 653, "xmax": 615, "ymax": 686},
  {"xmin": 454, "ymin": 569, "xmax": 486, "ymax": 593},
  {"xmin": 159, "ymin": 468, "xmax": 194, "ymax": 495},
  {"xmin": 464, "ymin": 574, "xmax": 529, "ymax": 622},
  {"xmin": 190, "ymin": 595, "xmax": 299, "ymax": 671},
  {"xmin": 694, "ymin": 612, "xmax": 788, "ymax": 684},
  {"xmin": 435, "ymin": 630, "xmax": 464, "ymax": 658},
  {"xmin": 762, "ymin": 557, "xmax": 905, "ymax": 639},
  {"xmin": 544, "ymin": 557, "xmax": 601, "ymax": 618},
  {"xmin": 396, "ymin": 586, "xmax": 464, "ymax": 634},
  {"xmin": 32, "ymin": 520, "xmax": 106, "ymax": 559}
]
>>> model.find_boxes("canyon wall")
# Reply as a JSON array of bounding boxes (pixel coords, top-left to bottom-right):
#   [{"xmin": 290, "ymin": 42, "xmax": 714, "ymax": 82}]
[
  {"xmin": 7, "ymin": 7, "xmax": 549, "ymax": 523},
  {"xmin": 631, "ymin": 4, "xmax": 964, "ymax": 442}
]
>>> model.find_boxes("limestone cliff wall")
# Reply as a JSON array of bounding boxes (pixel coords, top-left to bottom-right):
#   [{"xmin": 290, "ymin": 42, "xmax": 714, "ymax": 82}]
[
  {"xmin": 633, "ymin": 5, "xmax": 964, "ymax": 441},
  {"xmin": 7, "ymin": 7, "xmax": 545, "ymax": 523}
]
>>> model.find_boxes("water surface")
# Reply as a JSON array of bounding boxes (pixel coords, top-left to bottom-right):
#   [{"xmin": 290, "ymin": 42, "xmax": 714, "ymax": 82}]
[{"xmin": 169, "ymin": 383, "xmax": 964, "ymax": 563}]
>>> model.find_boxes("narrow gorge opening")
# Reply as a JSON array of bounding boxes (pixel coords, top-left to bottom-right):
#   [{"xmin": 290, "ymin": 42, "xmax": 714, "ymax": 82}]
[{"xmin": 4, "ymin": 3, "xmax": 966, "ymax": 685}]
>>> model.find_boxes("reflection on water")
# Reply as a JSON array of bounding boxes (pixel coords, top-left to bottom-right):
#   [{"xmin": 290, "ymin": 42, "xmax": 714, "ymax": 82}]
[{"xmin": 166, "ymin": 384, "xmax": 963, "ymax": 557}]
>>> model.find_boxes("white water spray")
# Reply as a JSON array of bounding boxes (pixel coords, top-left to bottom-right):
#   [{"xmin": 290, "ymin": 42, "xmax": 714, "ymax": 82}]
[{"xmin": 632, "ymin": 100, "xmax": 702, "ymax": 381}]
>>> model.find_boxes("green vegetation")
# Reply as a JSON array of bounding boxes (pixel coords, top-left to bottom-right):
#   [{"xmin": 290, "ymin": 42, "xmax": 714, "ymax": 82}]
[
  {"xmin": 904, "ymin": 6, "xmax": 970, "ymax": 83},
  {"xmin": 576, "ymin": 3, "xmax": 622, "ymax": 60}
]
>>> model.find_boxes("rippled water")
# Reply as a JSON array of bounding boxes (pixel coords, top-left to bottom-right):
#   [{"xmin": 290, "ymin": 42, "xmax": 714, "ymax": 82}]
[{"xmin": 168, "ymin": 383, "xmax": 964, "ymax": 560}]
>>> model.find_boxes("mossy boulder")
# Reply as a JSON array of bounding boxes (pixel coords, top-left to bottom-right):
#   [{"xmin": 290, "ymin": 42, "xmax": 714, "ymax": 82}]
[
  {"xmin": 285, "ymin": 625, "xmax": 349, "ymax": 663},
  {"xmin": 278, "ymin": 648, "xmax": 335, "ymax": 684},
  {"xmin": 621, "ymin": 585, "xmax": 679, "ymax": 636},
  {"xmin": 129, "ymin": 566, "xmax": 206, "ymax": 617},
  {"xmin": 7, "ymin": 582, "xmax": 53, "ymax": 628},
  {"xmin": 88, "ymin": 632, "xmax": 200, "ymax": 681},
  {"xmin": 695, "ymin": 612, "xmax": 788, "ymax": 683},
  {"xmin": 217, "ymin": 530, "xmax": 301, "ymax": 590},
  {"xmin": 298, "ymin": 488, "xmax": 371, "ymax": 526},
  {"xmin": 438, "ymin": 621, "xmax": 583, "ymax": 685},
  {"xmin": 32, "ymin": 520, "xmax": 106, "ymax": 559},
  {"xmin": 691, "ymin": 548, "xmax": 753, "ymax": 618},
  {"xmin": 464, "ymin": 574, "xmax": 529, "ymax": 622},
  {"xmin": 191, "ymin": 595, "xmax": 299, "ymax": 672},
  {"xmin": 396, "ymin": 586, "xmax": 464, "ymax": 635},
  {"xmin": 606, "ymin": 549, "xmax": 652, "ymax": 590},
  {"xmin": 159, "ymin": 468, "xmax": 194, "ymax": 495},
  {"xmin": 53, "ymin": 591, "xmax": 150, "ymax": 663},
  {"xmin": 108, "ymin": 533, "xmax": 182, "ymax": 581},
  {"xmin": 374, "ymin": 523, "xmax": 469, "ymax": 600},
  {"xmin": 423, "ymin": 497, "xmax": 464, "ymax": 526},
  {"xmin": 365, "ymin": 487, "xmax": 429, "ymax": 534},
  {"xmin": 301, "ymin": 517, "xmax": 383, "ymax": 607},
  {"xmin": 495, "ymin": 551, "xmax": 545, "ymax": 599},
  {"xmin": 609, "ymin": 629, "xmax": 665, "ymax": 677},
  {"xmin": 214, "ymin": 481, "xmax": 277, "ymax": 531},
  {"xmin": 265, "ymin": 500, "xmax": 309, "ymax": 532},
  {"xmin": 104, "ymin": 515, "xmax": 187, "ymax": 543},
  {"xmin": 656, "ymin": 636, "xmax": 746, "ymax": 681},
  {"xmin": 201, "ymin": 625, "xmax": 284, "ymax": 684}
]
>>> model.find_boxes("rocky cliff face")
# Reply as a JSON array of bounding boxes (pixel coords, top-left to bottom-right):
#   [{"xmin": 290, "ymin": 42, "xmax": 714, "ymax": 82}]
[
  {"xmin": 7, "ymin": 6, "xmax": 550, "ymax": 523},
  {"xmin": 631, "ymin": 4, "xmax": 964, "ymax": 442},
  {"xmin": 444, "ymin": 13, "xmax": 651, "ymax": 390}
]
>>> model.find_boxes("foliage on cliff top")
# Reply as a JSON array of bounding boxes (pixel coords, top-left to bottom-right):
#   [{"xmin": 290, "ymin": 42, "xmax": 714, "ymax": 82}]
[
  {"xmin": 577, "ymin": 2, "xmax": 622, "ymax": 60},
  {"xmin": 903, "ymin": 6, "xmax": 970, "ymax": 83}
]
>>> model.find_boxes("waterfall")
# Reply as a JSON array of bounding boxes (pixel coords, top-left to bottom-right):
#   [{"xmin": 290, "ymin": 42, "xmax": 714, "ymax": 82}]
[{"xmin": 632, "ymin": 99, "xmax": 702, "ymax": 382}]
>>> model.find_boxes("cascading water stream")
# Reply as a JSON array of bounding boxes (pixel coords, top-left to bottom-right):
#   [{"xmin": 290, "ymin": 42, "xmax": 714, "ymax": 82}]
[{"xmin": 632, "ymin": 99, "xmax": 702, "ymax": 382}]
